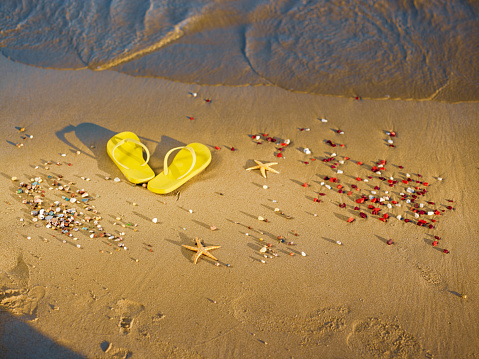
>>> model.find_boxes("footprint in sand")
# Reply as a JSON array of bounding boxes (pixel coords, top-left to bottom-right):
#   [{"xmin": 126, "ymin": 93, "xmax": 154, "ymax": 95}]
[
  {"xmin": 116, "ymin": 299, "xmax": 145, "ymax": 335},
  {"xmin": 0, "ymin": 255, "xmax": 45, "ymax": 319},
  {"xmin": 230, "ymin": 291, "xmax": 349, "ymax": 345},
  {"xmin": 347, "ymin": 317, "xmax": 425, "ymax": 358},
  {"xmin": 415, "ymin": 263, "xmax": 447, "ymax": 290}
]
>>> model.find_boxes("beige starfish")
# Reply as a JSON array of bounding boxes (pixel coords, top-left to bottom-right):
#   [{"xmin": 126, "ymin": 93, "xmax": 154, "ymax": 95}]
[
  {"xmin": 182, "ymin": 238, "xmax": 221, "ymax": 264},
  {"xmin": 245, "ymin": 160, "xmax": 279, "ymax": 178}
]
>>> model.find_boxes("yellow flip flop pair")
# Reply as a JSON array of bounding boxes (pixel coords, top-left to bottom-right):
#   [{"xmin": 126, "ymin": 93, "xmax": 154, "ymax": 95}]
[{"xmin": 107, "ymin": 131, "xmax": 211, "ymax": 194}]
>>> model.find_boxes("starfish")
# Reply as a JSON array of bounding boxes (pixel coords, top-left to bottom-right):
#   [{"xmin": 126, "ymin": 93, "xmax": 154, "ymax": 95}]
[
  {"xmin": 245, "ymin": 160, "xmax": 279, "ymax": 178},
  {"xmin": 182, "ymin": 238, "xmax": 221, "ymax": 264}
]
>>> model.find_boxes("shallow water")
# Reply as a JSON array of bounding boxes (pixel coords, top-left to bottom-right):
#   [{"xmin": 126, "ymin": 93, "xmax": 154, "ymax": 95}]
[{"xmin": 1, "ymin": 0, "xmax": 478, "ymax": 102}]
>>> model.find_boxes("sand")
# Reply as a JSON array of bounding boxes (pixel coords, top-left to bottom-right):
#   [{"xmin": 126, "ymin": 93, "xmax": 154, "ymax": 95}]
[{"xmin": 1, "ymin": 54, "xmax": 478, "ymax": 358}]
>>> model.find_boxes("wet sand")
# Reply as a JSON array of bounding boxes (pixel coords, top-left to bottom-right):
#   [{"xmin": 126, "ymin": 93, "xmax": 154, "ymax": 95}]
[{"xmin": 1, "ymin": 55, "xmax": 478, "ymax": 358}]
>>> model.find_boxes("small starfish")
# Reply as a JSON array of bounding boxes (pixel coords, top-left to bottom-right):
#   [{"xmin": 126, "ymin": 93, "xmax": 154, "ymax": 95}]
[
  {"xmin": 182, "ymin": 238, "xmax": 221, "ymax": 264},
  {"xmin": 245, "ymin": 160, "xmax": 279, "ymax": 178}
]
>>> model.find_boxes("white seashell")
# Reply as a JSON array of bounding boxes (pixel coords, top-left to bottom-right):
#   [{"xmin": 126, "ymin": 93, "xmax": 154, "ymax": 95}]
[
  {"xmin": 301, "ymin": 252, "xmax": 306, "ymax": 256},
  {"xmin": 260, "ymin": 247, "xmax": 267, "ymax": 253},
  {"xmin": 152, "ymin": 218, "xmax": 158, "ymax": 223},
  {"xmin": 320, "ymin": 118, "xmax": 328, "ymax": 123},
  {"xmin": 337, "ymin": 169, "xmax": 343, "ymax": 174}
]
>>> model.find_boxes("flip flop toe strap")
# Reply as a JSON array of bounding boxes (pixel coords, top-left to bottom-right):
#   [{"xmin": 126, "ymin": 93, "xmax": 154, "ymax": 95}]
[
  {"xmin": 164, "ymin": 146, "xmax": 196, "ymax": 180},
  {"xmin": 112, "ymin": 138, "xmax": 150, "ymax": 170}
]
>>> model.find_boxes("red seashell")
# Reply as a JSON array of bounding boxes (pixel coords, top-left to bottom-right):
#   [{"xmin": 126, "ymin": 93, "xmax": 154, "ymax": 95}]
[
  {"xmin": 404, "ymin": 219, "xmax": 410, "ymax": 223},
  {"xmin": 304, "ymin": 161, "xmax": 309, "ymax": 164},
  {"xmin": 348, "ymin": 191, "xmax": 352, "ymax": 196},
  {"xmin": 339, "ymin": 144, "xmax": 345, "ymax": 147},
  {"xmin": 356, "ymin": 177, "xmax": 362, "ymax": 181},
  {"xmin": 345, "ymin": 157, "xmax": 350, "ymax": 160},
  {"xmin": 383, "ymin": 214, "xmax": 389, "ymax": 219},
  {"xmin": 354, "ymin": 206, "xmax": 360, "ymax": 210},
  {"xmin": 302, "ymin": 183, "xmax": 308, "ymax": 187},
  {"xmin": 347, "ymin": 217, "xmax": 355, "ymax": 223},
  {"xmin": 432, "ymin": 241, "xmax": 438, "ymax": 247},
  {"xmin": 423, "ymin": 182, "xmax": 429, "ymax": 186},
  {"xmin": 339, "ymin": 203, "xmax": 346, "ymax": 208},
  {"xmin": 338, "ymin": 189, "xmax": 343, "ymax": 193},
  {"xmin": 359, "ymin": 212, "xmax": 367, "ymax": 218},
  {"xmin": 331, "ymin": 165, "xmax": 336, "ymax": 169},
  {"xmin": 356, "ymin": 198, "xmax": 365, "ymax": 204},
  {"xmin": 357, "ymin": 161, "xmax": 363, "ymax": 165},
  {"xmin": 434, "ymin": 235, "xmax": 440, "ymax": 240},
  {"xmin": 446, "ymin": 206, "xmax": 453, "ymax": 210},
  {"xmin": 337, "ymin": 185, "xmax": 343, "ymax": 189},
  {"xmin": 277, "ymin": 153, "xmax": 283, "ymax": 158},
  {"xmin": 390, "ymin": 131, "xmax": 396, "ymax": 137},
  {"xmin": 387, "ymin": 239, "xmax": 393, "ymax": 245},
  {"xmin": 214, "ymin": 146, "xmax": 221, "ymax": 150},
  {"xmin": 231, "ymin": 147, "xmax": 236, "ymax": 151},
  {"xmin": 319, "ymin": 193, "xmax": 326, "ymax": 196},
  {"xmin": 379, "ymin": 218, "xmax": 386, "ymax": 222},
  {"xmin": 313, "ymin": 198, "xmax": 319, "ymax": 202},
  {"xmin": 443, "ymin": 249, "xmax": 449, "ymax": 254}
]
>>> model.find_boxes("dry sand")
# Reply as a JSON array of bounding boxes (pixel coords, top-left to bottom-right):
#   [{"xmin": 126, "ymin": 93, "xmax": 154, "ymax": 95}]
[{"xmin": 1, "ymin": 54, "xmax": 478, "ymax": 358}]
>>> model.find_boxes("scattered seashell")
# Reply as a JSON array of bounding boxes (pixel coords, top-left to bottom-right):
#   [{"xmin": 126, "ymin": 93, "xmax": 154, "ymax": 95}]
[
  {"xmin": 210, "ymin": 225, "xmax": 217, "ymax": 231},
  {"xmin": 257, "ymin": 216, "xmax": 264, "ymax": 221},
  {"xmin": 152, "ymin": 218, "xmax": 158, "ymax": 223},
  {"xmin": 263, "ymin": 185, "xmax": 268, "ymax": 189},
  {"xmin": 320, "ymin": 118, "xmax": 328, "ymax": 123},
  {"xmin": 301, "ymin": 252, "xmax": 306, "ymax": 256},
  {"xmin": 114, "ymin": 177, "xmax": 121, "ymax": 182}
]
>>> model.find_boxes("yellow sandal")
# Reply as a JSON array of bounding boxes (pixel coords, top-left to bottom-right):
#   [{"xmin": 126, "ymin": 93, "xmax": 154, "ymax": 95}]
[
  {"xmin": 107, "ymin": 131, "xmax": 155, "ymax": 184},
  {"xmin": 147, "ymin": 143, "xmax": 211, "ymax": 194}
]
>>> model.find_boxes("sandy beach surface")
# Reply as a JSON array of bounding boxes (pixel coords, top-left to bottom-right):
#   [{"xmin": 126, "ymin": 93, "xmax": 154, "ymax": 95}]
[{"xmin": 1, "ymin": 54, "xmax": 478, "ymax": 358}]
